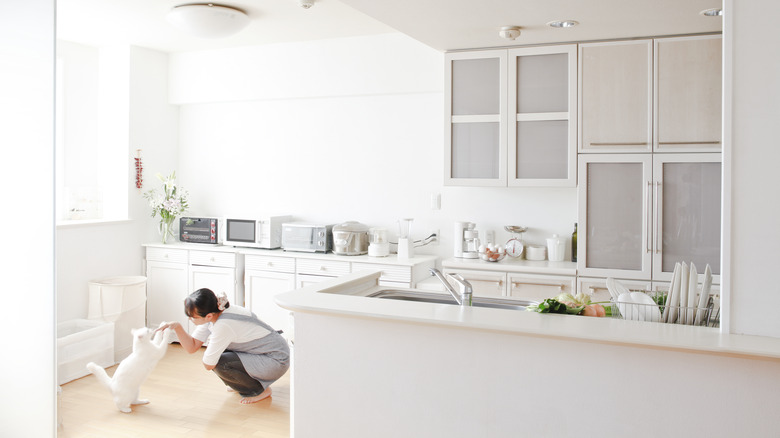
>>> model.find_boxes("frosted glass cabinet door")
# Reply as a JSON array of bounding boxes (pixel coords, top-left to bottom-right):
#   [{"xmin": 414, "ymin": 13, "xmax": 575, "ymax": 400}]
[
  {"xmin": 445, "ymin": 50, "xmax": 507, "ymax": 186},
  {"xmin": 508, "ymin": 45, "xmax": 576, "ymax": 187},
  {"xmin": 577, "ymin": 154, "xmax": 653, "ymax": 279},
  {"xmin": 652, "ymin": 154, "xmax": 721, "ymax": 282},
  {"xmin": 655, "ymin": 35, "xmax": 722, "ymax": 152},
  {"xmin": 578, "ymin": 40, "xmax": 652, "ymax": 153}
]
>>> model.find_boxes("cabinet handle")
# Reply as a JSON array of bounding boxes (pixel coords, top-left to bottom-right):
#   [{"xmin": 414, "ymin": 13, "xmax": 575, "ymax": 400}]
[
  {"xmin": 646, "ymin": 181, "xmax": 652, "ymax": 253},
  {"xmin": 210, "ymin": 257, "xmax": 216, "ymax": 262},
  {"xmin": 319, "ymin": 266, "xmax": 327, "ymax": 271},
  {"xmin": 658, "ymin": 141, "xmax": 720, "ymax": 145},
  {"xmin": 654, "ymin": 181, "xmax": 661, "ymax": 254},
  {"xmin": 590, "ymin": 142, "xmax": 648, "ymax": 146},
  {"xmin": 512, "ymin": 281, "xmax": 564, "ymax": 291},
  {"xmin": 588, "ymin": 286, "xmax": 608, "ymax": 292},
  {"xmin": 266, "ymin": 261, "xmax": 274, "ymax": 267}
]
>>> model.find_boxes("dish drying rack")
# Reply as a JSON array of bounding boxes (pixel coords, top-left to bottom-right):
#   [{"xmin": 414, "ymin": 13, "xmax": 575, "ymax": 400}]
[{"xmin": 608, "ymin": 291, "xmax": 720, "ymax": 327}]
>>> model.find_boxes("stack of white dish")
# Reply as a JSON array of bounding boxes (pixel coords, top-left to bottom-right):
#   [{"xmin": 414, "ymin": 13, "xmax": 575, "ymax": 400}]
[{"xmin": 606, "ymin": 263, "xmax": 713, "ymax": 325}]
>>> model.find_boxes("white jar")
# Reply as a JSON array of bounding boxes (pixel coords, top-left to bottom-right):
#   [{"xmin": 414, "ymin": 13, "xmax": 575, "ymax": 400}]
[{"xmin": 546, "ymin": 234, "xmax": 566, "ymax": 262}]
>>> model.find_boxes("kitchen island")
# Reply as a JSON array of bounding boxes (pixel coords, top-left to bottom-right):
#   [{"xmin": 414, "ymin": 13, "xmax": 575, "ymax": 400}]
[{"xmin": 277, "ymin": 271, "xmax": 780, "ymax": 438}]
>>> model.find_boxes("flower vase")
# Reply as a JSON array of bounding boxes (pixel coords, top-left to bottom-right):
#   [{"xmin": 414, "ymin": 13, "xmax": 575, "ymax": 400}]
[{"xmin": 159, "ymin": 217, "xmax": 176, "ymax": 244}]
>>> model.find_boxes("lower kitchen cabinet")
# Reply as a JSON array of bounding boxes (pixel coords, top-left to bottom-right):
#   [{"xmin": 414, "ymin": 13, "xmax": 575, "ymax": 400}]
[
  {"xmin": 245, "ymin": 254, "xmax": 297, "ymax": 338},
  {"xmin": 145, "ymin": 246, "xmax": 189, "ymax": 338},
  {"xmin": 442, "ymin": 258, "xmax": 577, "ymax": 303}
]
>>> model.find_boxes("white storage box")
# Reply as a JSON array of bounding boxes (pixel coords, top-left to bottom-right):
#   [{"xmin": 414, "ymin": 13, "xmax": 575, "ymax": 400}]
[
  {"xmin": 57, "ymin": 319, "xmax": 114, "ymax": 385},
  {"xmin": 88, "ymin": 276, "xmax": 146, "ymax": 362}
]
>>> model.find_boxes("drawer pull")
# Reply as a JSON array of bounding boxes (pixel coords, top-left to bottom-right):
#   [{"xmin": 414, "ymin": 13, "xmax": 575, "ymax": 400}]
[
  {"xmin": 512, "ymin": 282, "xmax": 564, "ymax": 291},
  {"xmin": 590, "ymin": 142, "xmax": 648, "ymax": 146},
  {"xmin": 588, "ymin": 286, "xmax": 608, "ymax": 292},
  {"xmin": 266, "ymin": 262, "xmax": 274, "ymax": 267},
  {"xmin": 658, "ymin": 141, "xmax": 720, "ymax": 145},
  {"xmin": 210, "ymin": 257, "xmax": 216, "ymax": 262},
  {"xmin": 164, "ymin": 254, "xmax": 169, "ymax": 258},
  {"xmin": 319, "ymin": 266, "xmax": 327, "ymax": 271}
]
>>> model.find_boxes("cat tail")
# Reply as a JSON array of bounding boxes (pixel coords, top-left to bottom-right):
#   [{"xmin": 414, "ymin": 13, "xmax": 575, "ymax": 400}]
[{"xmin": 86, "ymin": 362, "xmax": 112, "ymax": 390}]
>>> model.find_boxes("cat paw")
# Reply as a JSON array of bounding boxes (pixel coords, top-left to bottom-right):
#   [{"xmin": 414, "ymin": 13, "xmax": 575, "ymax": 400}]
[{"xmin": 118, "ymin": 406, "xmax": 132, "ymax": 413}]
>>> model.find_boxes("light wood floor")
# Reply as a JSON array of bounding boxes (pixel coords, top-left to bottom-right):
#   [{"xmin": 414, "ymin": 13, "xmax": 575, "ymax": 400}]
[{"xmin": 58, "ymin": 344, "xmax": 290, "ymax": 438}]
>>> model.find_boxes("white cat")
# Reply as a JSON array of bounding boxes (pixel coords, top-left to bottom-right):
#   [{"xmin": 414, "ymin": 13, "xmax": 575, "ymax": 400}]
[{"xmin": 86, "ymin": 325, "xmax": 173, "ymax": 413}]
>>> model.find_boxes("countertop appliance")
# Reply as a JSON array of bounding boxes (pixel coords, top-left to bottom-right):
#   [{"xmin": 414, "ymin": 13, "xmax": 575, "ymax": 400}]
[
  {"xmin": 223, "ymin": 215, "xmax": 292, "ymax": 249},
  {"xmin": 454, "ymin": 221, "xmax": 479, "ymax": 259},
  {"xmin": 368, "ymin": 227, "xmax": 390, "ymax": 257},
  {"xmin": 282, "ymin": 222, "xmax": 334, "ymax": 253},
  {"xmin": 332, "ymin": 221, "xmax": 369, "ymax": 256},
  {"xmin": 179, "ymin": 217, "xmax": 220, "ymax": 244}
]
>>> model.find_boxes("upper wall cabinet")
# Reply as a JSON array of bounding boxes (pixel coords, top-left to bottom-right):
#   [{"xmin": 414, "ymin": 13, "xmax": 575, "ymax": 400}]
[
  {"xmin": 445, "ymin": 45, "xmax": 577, "ymax": 187},
  {"xmin": 578, "ymin": 35, "xmax": 722, "ymax": 153},
  {"xmin": 579, "ymin": 39, "xmax": 653, "ymax": 153},
  {"xmin": 655, "ymin": 35, "xmax": 722, "ymax": 152}
]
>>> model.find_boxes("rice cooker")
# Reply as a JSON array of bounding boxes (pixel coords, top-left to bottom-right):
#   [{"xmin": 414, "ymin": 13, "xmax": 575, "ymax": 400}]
[{"xmin": 332, "ymin": 221, "xmax": 370, "ymax": 255}]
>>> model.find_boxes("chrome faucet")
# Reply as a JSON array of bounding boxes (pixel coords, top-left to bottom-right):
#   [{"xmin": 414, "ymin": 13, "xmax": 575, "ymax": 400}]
[{"xmin": 429, "ymin": 268, "xmax": 473, "ymax": 306}]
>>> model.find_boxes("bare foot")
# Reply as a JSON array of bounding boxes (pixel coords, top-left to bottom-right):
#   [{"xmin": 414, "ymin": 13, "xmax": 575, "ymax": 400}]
[
  {"xmin": 239, "ymin": 387, "xmax": 272, "ymax": 404},
  {"xmin": 226, "ymin": 386, "xmax": 235, "ymax": 392}
]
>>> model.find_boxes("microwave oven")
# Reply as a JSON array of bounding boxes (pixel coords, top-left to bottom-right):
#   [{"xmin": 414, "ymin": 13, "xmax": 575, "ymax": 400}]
[
  {"xmin": 223, "ymin": 216, "xmax": 292, "ymax": 249},
  {"xmin": 179, "ymin": 217, "xmax": 220, "ymax": 244},
  {"xmin": 282, "ymin": 222, "xmax": 334, "ymax": 253}
]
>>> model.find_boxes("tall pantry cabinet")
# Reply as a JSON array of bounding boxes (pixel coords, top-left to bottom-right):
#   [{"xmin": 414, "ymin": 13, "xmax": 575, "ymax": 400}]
[{"xmin": 576, "ymin": 34, "xmax": 722, "ymax": 297}]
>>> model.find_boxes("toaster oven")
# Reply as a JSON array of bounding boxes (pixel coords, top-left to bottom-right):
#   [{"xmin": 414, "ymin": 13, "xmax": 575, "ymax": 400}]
[
  {"xmin": 282, "ymin": 222, "xmax": 334, "ymax": 253},
  {"xmin": 179, "ymin": 217, "xmax": 220, "ymax": 244}
]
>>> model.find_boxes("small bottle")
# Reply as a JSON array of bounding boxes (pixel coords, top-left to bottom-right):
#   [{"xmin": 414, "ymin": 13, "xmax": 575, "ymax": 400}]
[{"xmin": 571, "ymin": 223, "xmax": 578, "ymax": 262}]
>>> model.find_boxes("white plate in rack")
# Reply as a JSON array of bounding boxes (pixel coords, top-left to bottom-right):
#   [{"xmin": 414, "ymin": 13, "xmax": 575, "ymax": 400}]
[
  {"xmin": 687, "ymin": 263, "xmax": 699, "ymax": 324},
  {"xmin": 630, "ymin": 291, "xmax": 662, "ymax": 323},
  {"xmin": 678, "ymin": 262, "xmax": 689, "ymax": 325},
  {"xmin": 662, "ymin": 263, "xmax": 680, "ymax": 323},
  {"xmin": 666, "ymin": 262, "xmax": 682, "ymax": 323},
  {"xmin": 694, "ymin": 264, "xmax": 713, "ymax": 326}
]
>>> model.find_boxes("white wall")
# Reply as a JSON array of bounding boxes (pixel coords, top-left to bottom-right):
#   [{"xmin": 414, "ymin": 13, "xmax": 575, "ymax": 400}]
[
  {"xmin": 726, "ymin": 0, "xmax": 780, "ymax": 337},
  {"xmin": 56, "ymin": 45, "xmax": 179, "ymax": 323},
  {"xmin": 0, "ymin": 0, "xmax": 55, "ymax": 435},
  {"xmin": 171, "ymin": 33, "xmax": 578, "ymax": 261}
]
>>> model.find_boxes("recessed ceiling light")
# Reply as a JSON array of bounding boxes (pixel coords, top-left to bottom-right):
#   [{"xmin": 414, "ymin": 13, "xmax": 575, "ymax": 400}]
[
  {"xmin": 547, "ymin": 20, "xmax": 578, "ymax": 28},
  {"xmin": 700, "ymin": 8, "xmax": 723, "ymax": 17}
]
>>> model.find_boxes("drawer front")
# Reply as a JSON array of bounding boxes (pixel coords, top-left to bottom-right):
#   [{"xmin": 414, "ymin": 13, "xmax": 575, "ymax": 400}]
[
  {"xmin": 352, "ymin": 262, "xmax": 412, "ymax": 283},
  {"xmin": 442, "ymin": 268, "xmax": 506, "ymax": 298},
  {"xmin": 245, "ymin": 255, "xmax": 295, "ymax": 274},
  {"xmin": 508, "ymin": 273, "xmax": 576, "ymax": 302},
  {"xmin": 146, "ymin": 247, "xmax": 187, "ymax": 264},
  {"xmin": 296, "ymin": 259, "xmax": 351, "ymax": 277},
  {"xmin": 189, "ymin": 250, "xmax": 236, "ymax": 268}
]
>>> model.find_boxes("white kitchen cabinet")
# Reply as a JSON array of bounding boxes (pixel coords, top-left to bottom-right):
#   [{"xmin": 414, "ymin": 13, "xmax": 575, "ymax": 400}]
[
  {"xmin": 654, "ymin": 35, "xmax": 722, "ymax": 152},
  {"xmin": 188, "ymin": 249, "xmax": 243, "ymax": 306},
  {"xmin": 578, "ymin": 39, "xmax": 653, "ymax": 153},
  {"xmin": 445, "ymin": 45, "xmax": 576, "ymax": 187},
  {"xmin": 295, "ymin": 258, "xmax": 351, "ymax": 288},
  {"xmin": 578, "ymin": 35, "xmax": 721, "ymax": 154},
  {"xmin": 507, "ymin": 272, "xmax": 576, "ymax": 302},
  {"xmin": 442, "ymin": 265, "xmax": 576, "ymax": 303},
  {"xmin": 445, "ymin": 50, "xmax": 507, "ymax": 186},
  {"xmin": 145, "ymin": 247, "xmax": 189, "ymax": 336},
  {"xmin": 508, "ymin": 45, "xmax": 577, "ymax": 186},
  {"xmin": 577, "ymin": 154, "xmax": 721, "ymax": 282},
  {"xmin": 245, "ymin": 254, "xmax": 296, "ymax": 337},
  {"xmin": 441, "ymin": 268, "xmax": 506, "ymax": 298},
  {"xmin": 145, "ymin": 244, "xmax": 244, "ymax": 336}
]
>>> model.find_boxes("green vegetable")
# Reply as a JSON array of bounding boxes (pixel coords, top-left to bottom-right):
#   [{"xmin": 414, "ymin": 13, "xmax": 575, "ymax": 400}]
[
  {"xmin": 526, "ymin": 298, "xmax": 584, "ymax": 315},
  {"xmin": 554, "ymin": 292, "xmax": 591, "ymax": 307}
]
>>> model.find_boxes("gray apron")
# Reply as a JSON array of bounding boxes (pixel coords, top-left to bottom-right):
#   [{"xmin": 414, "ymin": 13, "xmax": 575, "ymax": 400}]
[{"xmin": 218, "ymin": 312, "xmax": 291, "ymax": 388}]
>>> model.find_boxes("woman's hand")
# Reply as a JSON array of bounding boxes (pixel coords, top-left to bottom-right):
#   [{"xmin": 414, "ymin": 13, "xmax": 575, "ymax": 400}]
[{"xmin": 155, "ymin": 321, "xmax": 180, "ymax": 333}]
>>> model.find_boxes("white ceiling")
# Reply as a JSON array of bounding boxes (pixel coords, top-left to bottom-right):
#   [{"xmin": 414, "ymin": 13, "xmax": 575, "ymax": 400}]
[{"xmin": 57, "ymin": 0, "xmax": 723, "ymax": 53}]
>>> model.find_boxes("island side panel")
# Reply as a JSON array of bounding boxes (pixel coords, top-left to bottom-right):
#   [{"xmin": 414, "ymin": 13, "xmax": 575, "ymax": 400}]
[{"xmin": 291, "ymin": 311, "xmax": 780, "ymax": 437}]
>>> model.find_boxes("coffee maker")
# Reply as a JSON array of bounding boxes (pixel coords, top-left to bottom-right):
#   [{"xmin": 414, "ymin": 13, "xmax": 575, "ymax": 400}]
[{"xmin": 454, "ymin": 221, "xmax": 479, "ymax": 259}]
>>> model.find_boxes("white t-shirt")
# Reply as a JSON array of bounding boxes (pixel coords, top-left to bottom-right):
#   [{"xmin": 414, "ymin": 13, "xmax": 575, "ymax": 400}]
[{"xmin": 191, "ymin": 305, "xmax": 272, "ymax": 367}]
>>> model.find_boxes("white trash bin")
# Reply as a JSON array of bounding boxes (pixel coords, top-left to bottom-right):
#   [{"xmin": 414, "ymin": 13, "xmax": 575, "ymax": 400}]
[{"xmin": 88, "ymin": 276, "xmax": 147, "ymax": 362}]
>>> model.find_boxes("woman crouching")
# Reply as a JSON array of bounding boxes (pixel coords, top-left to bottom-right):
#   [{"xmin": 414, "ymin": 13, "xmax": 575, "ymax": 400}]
[{"xmin": 158, "ymin": 288, "xmax": 290, "ymax": 404}]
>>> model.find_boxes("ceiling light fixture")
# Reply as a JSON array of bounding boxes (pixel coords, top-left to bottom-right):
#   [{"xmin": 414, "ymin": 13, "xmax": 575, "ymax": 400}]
[
  {"xmin": 499, "ymin": 26, "xmax": 521, "ymax": 40},
  {"xmin": 166, "ymin": 3, "xmax": 250, "ymax": 38},
  {"xmin": 547, "ymin": 20, "xmax": 579, "ymax": 28},
  {"xmin": 700, "ymin": 8, "xmax": 723, "ymax": 17}
]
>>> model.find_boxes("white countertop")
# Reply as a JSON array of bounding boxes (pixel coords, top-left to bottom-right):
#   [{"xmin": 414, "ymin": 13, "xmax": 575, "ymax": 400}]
[
  {"xmin": 276, "ymin": 271, "xmax": 780, "ymax": 361},
  {"xmin": 442, "ymin": 257, "xmax": 577, "ymax": 275},
  {"xmin": 143, "ymin": 242, "xmax": 437, "ymax": 266}
]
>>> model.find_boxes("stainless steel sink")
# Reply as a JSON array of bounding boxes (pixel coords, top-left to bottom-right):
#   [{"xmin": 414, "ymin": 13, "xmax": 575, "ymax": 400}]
[{"xmin": 366, "ymin": 289, "xmax": 535, "ymax": 311}]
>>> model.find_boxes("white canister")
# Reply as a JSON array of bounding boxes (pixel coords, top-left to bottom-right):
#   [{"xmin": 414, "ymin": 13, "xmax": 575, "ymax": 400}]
[
  {"xmin": 525, "ymin": 245, "xmax": 546, "ymax": 261},
  {"xmin": 546, "ymin": 234, "xmax": 566, "ymax": 262}
]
